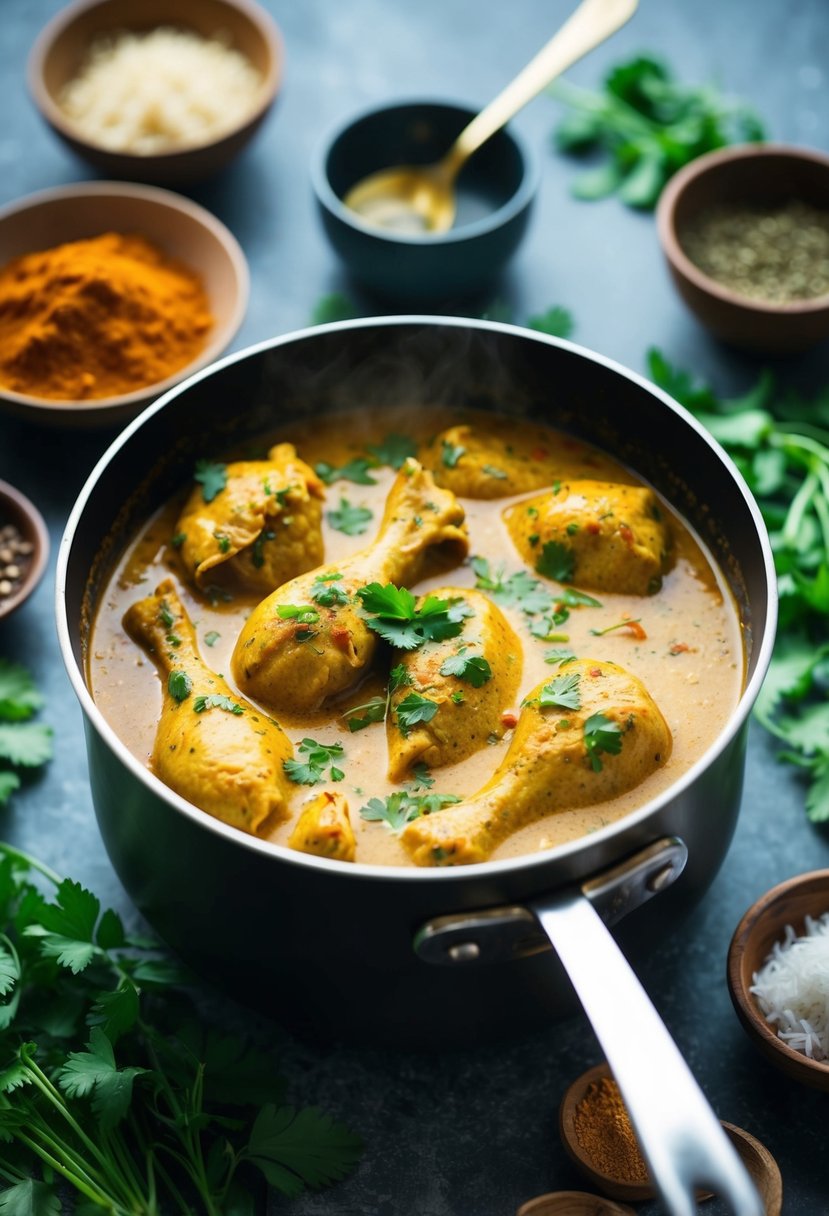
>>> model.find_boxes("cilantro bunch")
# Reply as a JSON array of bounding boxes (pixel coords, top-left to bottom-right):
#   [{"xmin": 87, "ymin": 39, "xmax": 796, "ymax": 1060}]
[
  {"xmin": 549, "ymin": 55, "xmax": 765, "ymax": 208},
  {"xmin": 0, "ymin": 844, "xmax": 361, "ymax": 1213},
  {"xmin": 0, "ymin": 661, "xmax": 52, "ymax": 807},
  {"xmin": 648, "ymin": 350, "xmax": 829, "ymax": 820}
]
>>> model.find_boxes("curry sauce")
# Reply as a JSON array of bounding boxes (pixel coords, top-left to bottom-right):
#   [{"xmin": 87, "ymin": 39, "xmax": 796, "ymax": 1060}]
[{"xmin": 88, "ymin": 407, "xmax": 744, "ymax": 867}]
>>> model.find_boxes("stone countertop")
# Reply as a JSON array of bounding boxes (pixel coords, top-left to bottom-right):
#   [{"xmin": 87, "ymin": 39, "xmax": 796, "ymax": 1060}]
[{"xmin": 1, "ymin": 1, "xmax": 828, "ymax": 1212}]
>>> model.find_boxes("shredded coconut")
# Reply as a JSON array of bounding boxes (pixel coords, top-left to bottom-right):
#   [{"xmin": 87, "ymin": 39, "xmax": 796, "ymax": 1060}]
[
  {"xmin": 750, "ymin": 911, "xmax": 829, "ymax": 1060},
  {"xmin": 58, "ymin": 26, "xmax": 263, "ymax": 154}
]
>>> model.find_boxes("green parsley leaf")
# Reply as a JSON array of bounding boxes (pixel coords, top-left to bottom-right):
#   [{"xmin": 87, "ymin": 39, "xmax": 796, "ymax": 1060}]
[
  {"xmin": 315, "ymin": 458, "xmax": 377, "ymax": 486},
  {"xmin": 245, "ymin": 1103, "xmax": 363, "ymax": 1197},
  {"xmin": 0, "ymin": 723, "xmax": 52, "ymax": 768},
  {"xmin": 0, "ymin": 661, "xmax": 43, "ymax": 721},
  {"xmin": 536, "ymin": 540, "xmax": 575, "ymax": 582},
  {"xmin": 545, "ymin": 647, "xmax": 576, "ymax": 664},
  {"xmin": 0, "ymin": 1180, "xmax": 61, "ymax": 1216},
  {"xmin": 395, "ymin": 693, "xmax": 439, "ymax": 736},
  {"xmin": 389, "ymin": 664, "xmax": 413, "ymax": 692},
  {"xmin": 167, "ymin": 671, "xmax": 192, "ymax": 702},
  {"xmin": 404, "ymin": 763, "xmax": 435, "ymax": 792},
  {"xmin": 194, "ymin": 460, "xmax": 228, "ymax": 503},
  {"xmin": 283, "ymin": 739, "xmax": 345, "ymax": 786},
  {"xmin": 527, "ymin": 306, "xmax": 575, "ymax": 339},
  {"xmin": 203, "ymin": 631, "xmax": 220, "ymax": 647},
  {"xmin": 310, "ymin": 573, "xmax": 350, "ymax": 607},
  {"xmin": 439, "ymin": 652, "xmax": 493, "ymax": 688},
  {"xmin": 538, "ymin": 673, "xmax": 582, "ymax": 710},
  {"xmin": 441, "ymin": 440, "xmax": 466, "ymax": 468},
  {"xmin": 57, "ymin": 1026, "xmax": 148, "ymax": 1128},
  {"xmin": 342, "ymin": 695, "xmax": 387, "ymax": 732},
  {"xmin": 357, "ymin": 583, "xmax": 470, "ymax": 650},
  {"xmin": 359, "ymin": 790, "xmax": 460, "ymax": 832},
  {"xmin": 583, "ymin": 712, "xmax": 624, "ymax": 772},
  {"xmin": 366, "ymin": 434, "xmax": 418, "ymax": 469},
  {"xmin": 327, "ymin": 498, "xmax": 374, "ymax": 536},
  {"xmin": 193, "ymin": 695, "xmax": 244, "ymax": 716},
  {"xmin": 214, "ymin": 532, "xmax": 232, "ymax": 554},
  {"xmin": 310, "ymin": 292, "xmax": 357, "ymax": 324},
  {"xmin": 157, "ymin": 600, "xmax": 175, "ymax": 628}
]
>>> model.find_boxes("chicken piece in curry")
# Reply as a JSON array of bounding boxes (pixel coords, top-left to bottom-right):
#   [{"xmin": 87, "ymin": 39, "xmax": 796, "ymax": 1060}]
[
  {"xmin": 401, "ymin": 659, "xmax": 672, "ymax": 866},
  {"xmin": 175, "ymin": 443, "xmax": 324, "ymax": 595},
  {"xmin": 504, "ymin": 480, "xmax": 672, "ymax": 596},
  {"xmin": 232, "ymin": 458, "xmax": 468, "ymax": 713},
  {"xmin": 92, "ymin": 410, "xmax": 743, "ymax": 868},
  {"xmin": 122, "ymin": 579, "xmax": 294, "ymax": 836}
]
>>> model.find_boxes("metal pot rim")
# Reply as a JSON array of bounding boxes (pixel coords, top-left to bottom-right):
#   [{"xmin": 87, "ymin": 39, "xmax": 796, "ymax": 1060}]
[{"xmin": 55, "ymin": 315, "xmax": 779, "ymax": 885}]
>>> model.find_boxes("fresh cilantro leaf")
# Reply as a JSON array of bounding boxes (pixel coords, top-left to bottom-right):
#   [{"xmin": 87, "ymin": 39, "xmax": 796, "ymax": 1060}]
[
  {"xmin": 536, "ymin": 541, "xmax": 575, "ymax": 582},
  {"xmin": 367, "ymin": 434, "xmax": 418, "ymax": 469},
  {"xmin": 327, "ymin": 499, "xmax": 374, "ymax": 536},
  {"xmin": 87, "ymin": 981, "xmax": 140, "ymax": 1043},
  {"xmin": 388, "ymin": 663, "xmax": 413, "ymax": 693},
  {"xmin": 439, "ymin": 652, "xmax": 492, "ymax": 688},
  {"xmin": 0, "ymin": 724, "xmax": 52, "ymax": 768},
  {"xmin": 357, "ymin": 583, "xmax": 469, "ymax": 650},
  {"xmin": 194, "ymin": 460, "xmax": 227, "ymax": 503},
  {"xmin": 482, "ymin": 464, "xmax": 508, "ymax": 480},
  {"xmin": 404, "ymin": 763, "xmax": 435, "ymax": 792},
  {"xmin": 0, "ymin": 773, "xmax": 20, "ymax": 806},
  {"xmin": 0, "ymin": 1180, "xmax": 61, "ymax": 1216},
  {"xmin": 310, "ymin": 292, "xmax": 358, "ymax": 324},
  {"xmin": 251, "ymin": 528, "xmax": 277, "ymax": 568},
  {"xmin": 167, "ymin": 671, "xmax": 192, "ymax": 702},
  {"xmin": 359, "ymin": 790, "xmax": 460, "ymax": 831},
  {"xmin": 527, "ymin": 306, "xmax": 575, "ymax": 339},
  {"xmin": 441, "ymin": 440, "xmax": 466, "ymax": 468},
  {"xmin": 557, "ymin": 588, "xmax": 602, "ymax": 608},
  {"xmin": 343, "ymin": 695, "xmax": 387, "ymax": 732},
  {"xmin": 193, "ymin": 695, "xmax": 244, "ymax": 715},
  {"xmin": 276, "ymin": 604, "xmax": 320, "ymax": 624},
  {"xmin": 310, "ymin": 573, "xmax": 350, "ymax": 607},
  {"xmin": 57, "ymin": 1027, "xmax": 148, "ymax": 1127},
  {"xmin": 283, "ymin": 739, "xmax": 345, "ymax": 785},
  {"xmin": 245, "ymin": 1103, "xmax": 362, "ymax": 1197},
  {"xmin": 538, "ymin": 673, "xmax": 582, "ymax": 710},
  {"xmin": 0, "ymin": 661, "xmax": 43, "ymax": 721},
  {"xmin": 545, "ymin": 647, "xmax": 576, "ymax": 665},
  {"xmin": 203, "ymin": 631, "xmax": 220, "ymax": 647},
  {"xmin": 584, "ymin": 712, "xmax": 624, "ymax": 772},
  {"xmin": 315, "ymin": 458, "xmax": 377, "ymax": 486},
  {"xmin": 395, "ymin": 693, "xmax": 439, "ymax": 736}
]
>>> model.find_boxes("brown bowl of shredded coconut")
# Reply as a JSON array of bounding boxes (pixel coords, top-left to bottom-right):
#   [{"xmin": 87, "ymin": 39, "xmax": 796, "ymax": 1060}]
[{"xmin": 28, "ymin": 0, "xmax": 282, "ymax": 184}]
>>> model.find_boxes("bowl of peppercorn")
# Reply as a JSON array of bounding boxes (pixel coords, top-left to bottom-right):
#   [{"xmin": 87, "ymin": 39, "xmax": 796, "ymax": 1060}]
[
  {"xmin": 0, "ymin": 480, "xmax": 49, "ymax": 621},
  {"xmin": 656, "ymin": 143, "xmax": 829, "ymax": 354}
]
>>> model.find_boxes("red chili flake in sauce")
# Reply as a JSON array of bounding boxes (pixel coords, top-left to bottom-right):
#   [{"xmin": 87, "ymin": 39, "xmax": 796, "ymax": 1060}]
[
  {"xmin": 618, "ymin": 523, "xmax": 634, "ymax": 546},
  {"xmin": 589, "ymin": 667, "xmax": 603, "ymax": 678},
  {"xmin": 331, "ymin": 625, "xmax": 352, "ymax": 651},
  {"xmin": 669, "ymin": 642, "xmax": 695, "ymax": 655},
  {"xmin": 501, "ymin": 711, "xmax": 518, "ymax": 730}
]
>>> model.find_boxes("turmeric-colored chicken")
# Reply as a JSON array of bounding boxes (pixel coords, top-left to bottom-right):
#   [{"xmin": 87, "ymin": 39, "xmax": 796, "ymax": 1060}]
[
  {"xmin": 401, "ymin": 658, "xmax": 672, "ymax": 866},
  {"xmin": 232, "ymin": 459, "xmax": 469, "ymax": 713},
  {"xmin": 288, "ymin": 791, "xmax": 356, "ymax": 861},
  {"xmin": 504, "ymin": 480, "xmax": 671, "ymax": 595},
  {"xmin": 386, "ymin": 587, "xmax": 522, "ymax": 780},
  {"xmin": 419, "ymin": 423, "xmax": 564, "ymax": 499},
  {"xmin": 174, "ymin": 443, "xmax": 325, "ymax": 595},
  {"xmin": 123, "ymin": 579, "xmax": 294, "ymax": 836}
]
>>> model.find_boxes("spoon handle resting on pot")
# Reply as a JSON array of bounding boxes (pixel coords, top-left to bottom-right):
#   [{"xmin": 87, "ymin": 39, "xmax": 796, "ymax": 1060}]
[
  {"xmin": 442, "ymin": 0, "xmax": 639, "ymax": 177},
  {"xmin": 531, "ymin": 890, "xmax": 764, "ymax": 1216}
]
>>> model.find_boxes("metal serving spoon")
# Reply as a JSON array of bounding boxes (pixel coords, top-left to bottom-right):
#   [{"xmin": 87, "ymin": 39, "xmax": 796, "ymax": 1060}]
[{"xmin": 343, "ymin": 0, "xmax": 638, "ymax": 233}]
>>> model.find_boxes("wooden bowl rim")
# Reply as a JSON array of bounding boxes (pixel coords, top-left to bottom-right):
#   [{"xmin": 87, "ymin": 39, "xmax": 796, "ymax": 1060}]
[
  {"xmin": 558, "ymin": 1062, "xmax": 655, "ymax": 1201},
  {"xmin": 0, "ymin": 180, "xmax": 249, "ymax": 421},
  {"xmin": 27, "ymin": 0, "xmax": 283, "ymax": 161},
  {"xmin": 656, "ymin": 142, "xmax": 829, "ymax": 318},
  {"xmin": 0, "ymin": 479, "xmax": 50, "ymax": 619},
  {"xmin": 516, "ymin": 1190, "xmax": 637, "ymax": 1216}
]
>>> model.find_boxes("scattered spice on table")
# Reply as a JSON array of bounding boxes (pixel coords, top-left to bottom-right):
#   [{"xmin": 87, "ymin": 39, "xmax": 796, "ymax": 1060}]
[
  {"xmin": 572, "ymin": 1074, "xmax": 649, "ymax": 1185},
  {"xmin": 0, "ymin": 523, "xmax": 33, "ymax": 603},
  {"xmin": 0, "ymin": 232, "xmax": 213, "ymax": 400},
  {"xmin": 59, "ymin": 25, "xmax": 264, "ymax": 154},
  {"xmin": 680, "ymin": 199, "xmax": 829, "ymax": 302},
  {"xmin": 751, "ymin": 911, "xmax": 829, "ymax": 1060}
]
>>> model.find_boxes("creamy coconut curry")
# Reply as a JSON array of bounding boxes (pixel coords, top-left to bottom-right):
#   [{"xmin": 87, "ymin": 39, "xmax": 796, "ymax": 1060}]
[{"xmin": 89, "ymin": 407, "xmax": 744, "ymax": 867}]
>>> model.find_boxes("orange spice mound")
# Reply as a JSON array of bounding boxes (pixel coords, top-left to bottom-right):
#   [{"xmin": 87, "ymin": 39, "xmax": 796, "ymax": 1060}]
[
  {"xmin": 573, "ymin": 1075, "xmax": 650, "ymax": 1184},
  {"xmin": 0, "ymin": 232, "xmax": 213, "ymax": 401}
]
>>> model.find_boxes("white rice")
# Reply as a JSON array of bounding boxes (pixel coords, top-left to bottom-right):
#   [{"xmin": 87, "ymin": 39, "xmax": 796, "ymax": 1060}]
[
  {"xmin": 750, "ymin": 911, "xmax": 829, "ymax": 1060},
  {"xmin": 58, "ymin": 26, "xmax": 263, "ymax": 155}
]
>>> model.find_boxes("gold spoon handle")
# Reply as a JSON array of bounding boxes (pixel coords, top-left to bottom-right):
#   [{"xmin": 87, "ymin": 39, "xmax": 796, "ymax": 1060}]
[{"xmin": 440, "ymin": 0, "xmax": 638, "ymax": 179}]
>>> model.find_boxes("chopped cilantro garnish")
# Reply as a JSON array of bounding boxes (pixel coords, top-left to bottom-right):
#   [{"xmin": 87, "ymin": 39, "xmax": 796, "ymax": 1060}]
[
  {"xmin": 327, "ymin": 499, "xmax": 374, "ymax": 536},
  {"xmin": 544, "ymin": 647, "xmax": 576, "ymax": 665},
  {"xmin": 404, "ymin": 763, "xmax": 435, "ymax": 792},
  {"xmin": 583, "ymin": 712, "xmax": 624, "ymax": 771},
  {"xmin": 203, "ymin": 631, "xmax": 220, "ymax": 647},
  {"xmin": 482, "ymin": 464, "xmax": 508, "ymax": 480},
  {"xmin": 441, "ymin": 440, "xmax": 466, "ymax": 468},
  {"xmin": 310, "ymin": 573, "xmax": 350, "ymax": 607},
  {"xmin": 538, "ymin": 673, "xmax": 582, "ymax": 710},
  {"xmin": 315, "ymin": 458, "xmax": 377, "ymax": 486},
  {"xmin": 251, "ymin": 529, "xmax": 276, "ymax": 568},
  {"xmin": 367, "ymin": 434, "xmax": 418, "ymax": 469},
  {"xmin": 193, "ymin": 694, "xmax": 244, "ymax": 716},
  {"xmin": 283, "ymin": 738, "xmax": 345, "ymax": 785},
  {"xmin": 342, "ymin": 695, "xmax": 387, "ymax": 732},
  {"xmin": 389, "ymin": 664, "xmax": 413, "ymax": 692},
  {"xmin": 276, "ymin": 604, "xmax": 320, "ymax": 624},
  {"xmin": 193, "ymin": 460, "xmax": 227, "ymax": 503},
  {"xmin": 167, "ymin": 671, "xmax": 192, "ymax": 702},
  {"xmin": 356, "ymin": 583, "xmax": 471, "ymax": 650},
  {"xmin": 214, "ymin": 532, "xmax": 231, "ymax": 554},
  {"xmin": 170, "ymin": 532, "xmax": 186, "ymax": 548},
  {"xmin": 536, "ymin": 540, "xmax": 576, "ymax": 582},
  {"xmin": 158, "ymin": 600, "xmax": 175, "ymax": 629},
  {"xmin": 359, "ymin": 790, "xmax": 460, "ymax": 832},
  {"xmin": 395, "ymin": 692, "xmax": 439, "ymax": 736},
  {"xmin": 439, "ymin": 652, "xmax": 492, "ymax": 688}
]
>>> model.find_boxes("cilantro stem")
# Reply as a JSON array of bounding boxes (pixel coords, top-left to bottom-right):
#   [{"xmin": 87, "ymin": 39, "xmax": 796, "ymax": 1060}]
[
  {"xmin": 0, "ymin": 841, "xmax": 62, "ymax": 887},
  {"xmin": 780, "ymin": 468, "xmax": 818, "ymax": 549},
  {"xmin": 16, "ymin": 1128, "xmax": 118, "ymax": 1209}
]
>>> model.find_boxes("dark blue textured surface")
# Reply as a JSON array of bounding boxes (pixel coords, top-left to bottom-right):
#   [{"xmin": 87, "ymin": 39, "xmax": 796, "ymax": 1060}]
[{"xmin": 1, "ymin": 2, "xmax": 828, "ymax": 1212}]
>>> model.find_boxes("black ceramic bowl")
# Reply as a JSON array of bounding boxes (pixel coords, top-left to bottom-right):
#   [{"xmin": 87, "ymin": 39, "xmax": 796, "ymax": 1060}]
[{"xmin": 311, "ymin": 100, "xmax": 538, "ymax": 304}]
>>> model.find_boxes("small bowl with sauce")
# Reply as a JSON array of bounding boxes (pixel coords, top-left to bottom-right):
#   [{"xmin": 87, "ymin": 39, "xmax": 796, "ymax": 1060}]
[
  {"xmin": 727, "ymin": 869, "xmax": 829, "ymax": 1092},
  {"xmin": 311, "ymin": 98, "xmax": 539, "ymax": 304},
  {"xmin": 656, "ymin": 143, "xmax": 829, "ymax": 354},
  {"xmin": 28, "ymin": 0, "xmax": 282, "ymax": 185},
  {"xmin": 0, "ymin": 480, "xmax": 49, "ymax": 622}
]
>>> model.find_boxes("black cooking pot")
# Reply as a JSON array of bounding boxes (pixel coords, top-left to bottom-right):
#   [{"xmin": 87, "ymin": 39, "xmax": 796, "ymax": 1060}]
[{"xmin": 57, "ymin": 318, "xmax": 776, "ymax": 1049}]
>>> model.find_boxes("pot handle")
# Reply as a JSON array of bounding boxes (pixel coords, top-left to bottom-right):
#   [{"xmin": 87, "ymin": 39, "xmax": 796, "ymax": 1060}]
[{"xmin": 531, "ymin": 886, "xmax": 763, "ymax": 1216}]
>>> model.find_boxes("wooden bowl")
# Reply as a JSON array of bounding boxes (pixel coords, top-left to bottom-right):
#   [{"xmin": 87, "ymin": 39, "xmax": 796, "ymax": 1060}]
[
  {"xmin": 727, "ymin": 869, "xmax": 829, "ymax": 1092},
  {"xmin": 559, "ymin": 1063, "xmax": 783, "ymax": 1212},
  {"xmin": 0, "ymin": 480, "xmax": 49, "ymax": 621},
  {"xmin": 28, "ymin": 0, "xmax": 282, "ymax": 185},
  {"xmin": 656, "ymin": 143, "xmax": 829, "ymax": 354},
  {"xmin": 0, "ymin": 182, "xmax": 248, "ymax": 430},
  {"xmin": 516, "ymin": 1192, "xmax": 636, "ymax": 1216}
]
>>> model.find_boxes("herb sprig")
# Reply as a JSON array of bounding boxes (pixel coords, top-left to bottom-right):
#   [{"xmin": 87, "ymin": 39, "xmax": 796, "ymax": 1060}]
[
  {"xmin": 357, "ymin": 584, "xmax": 471, "ymax": 650},
  {"xmin": 0, "ymin": 661, "xmax": 52, "ymax": 807},
  {"xmin": 359, "ymin": 791, "xmax": 460, "ymax": 832},
  {"xmin": 283, "ymin": 738, "xmax": 345, "ymax": 785}
]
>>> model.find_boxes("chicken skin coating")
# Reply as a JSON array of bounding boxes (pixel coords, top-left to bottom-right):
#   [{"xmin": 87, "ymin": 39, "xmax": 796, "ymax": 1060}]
[
  {"xmin": 402, "ymin": 658, "xmax": 672, "ymax": 866},
  {"xmin": 175, "ymin": 443, "xmax": 325, "ymax": 595},
  {"xmin": 386, "ymin": 588, "xmax": 522, "ymax": 780},
  {"xmin": 232, "ymin": 460, "xmax": 469, "ymax": 713},
  {"xmin": 419, "ymin": 423, "xmax": 563, "ymax": 499},
  {"xmin": 504, "ymin": 479, "xmax": 672, "ymax": 596},
  {"xmin": 123, "ymin": 579, "xmax": 294, "ymax": 836},
  {"xmin": 288, "ymin": 791, "xmax": 356, "ymax": 862}
]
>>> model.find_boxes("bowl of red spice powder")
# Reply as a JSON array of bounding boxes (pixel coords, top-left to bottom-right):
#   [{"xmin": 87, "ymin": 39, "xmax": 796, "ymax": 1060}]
[{"xmin": 0, "ymin": 181, "xmax": 249, "ymax": 429}]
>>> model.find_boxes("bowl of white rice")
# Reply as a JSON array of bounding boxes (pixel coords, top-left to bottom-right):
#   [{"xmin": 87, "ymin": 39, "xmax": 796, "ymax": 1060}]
[
  {"xmin": 28, "ymin": 0, "xmax": 282, "ymax": 185},
  {"xmin": 728, "ymin": 869, "xmax": 829, "ymax": 1092}
]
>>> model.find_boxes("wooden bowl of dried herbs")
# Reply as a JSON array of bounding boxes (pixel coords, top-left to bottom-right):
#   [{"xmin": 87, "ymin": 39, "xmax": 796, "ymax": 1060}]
[{"xmin": 656, "ymin": 143, "xmax": 829, "ymax": 354}]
